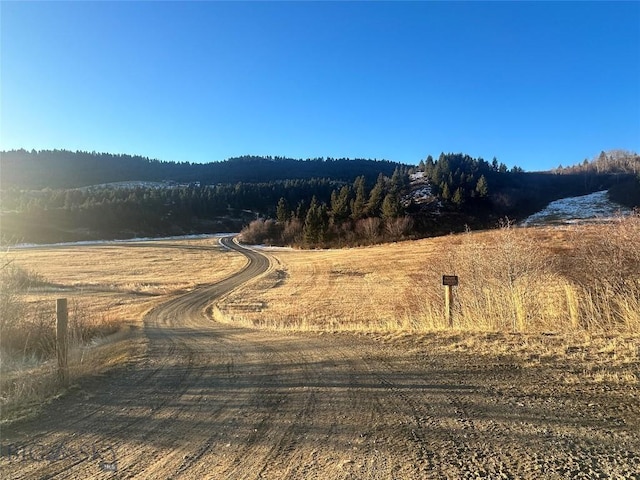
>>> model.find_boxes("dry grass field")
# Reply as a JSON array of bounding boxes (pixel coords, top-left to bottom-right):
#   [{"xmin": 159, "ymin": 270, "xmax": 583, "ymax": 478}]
[
  {"xmin": 2, "ymin": 218, "xmax": 638, "ymax": 421},
  {"xmin": 218, "ymin": 216, "xmax": 640, "ymax": 334},
  {"xmin": 2, "ymin": 224, "xmax": 639, "ymax": 478},
  {"xmin": 0, "ymin": 237, "xmax": 246, "ymax": 419},
  {"xmin": 215, "ymin": 216, "xmax": 639, "ymax": 385}
]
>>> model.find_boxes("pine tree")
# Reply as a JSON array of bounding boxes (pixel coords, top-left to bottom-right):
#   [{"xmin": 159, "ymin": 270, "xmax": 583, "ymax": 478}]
[
  {"xmin": 441, "ymin": 182, "xmax": 451, "ymax": 201},
  {"xmin": 424, "ymin": 155, "xmax": 435, "ymax": 178},
  {"xmin": 276, "ymin": 197, "xmax": 288, "ymax": 223},
  {"xmin": 381, "ymin": 192, "xmax": 402, "ymax": 221},
  {"xmin": 390, "ymin": 167, "xmax": 403, "ymax": 194},
  {"xmin": 295, "ymin": 200, "xmax": 307, "ymax": 220},
  {"xmin": 303, "ymin": 196, "xmax": 323, "ymax": 246},
  {"xmin": 452, "ymin": 187, "xmax": 465, "ymax": 206},
  {"xmin": 475, "ymin": 175, "xmax": 489, "ymax": 198},
  {"xmin": 350, "ymin": 176, "xmax": 366, "ymax": 220},
  {"xmin": 330, "ymin": 185, "xmax": 350, "ymax": 224},
  {"xmin": 366, "ymin": 173, "xmax": 385, "ymax": 217}
]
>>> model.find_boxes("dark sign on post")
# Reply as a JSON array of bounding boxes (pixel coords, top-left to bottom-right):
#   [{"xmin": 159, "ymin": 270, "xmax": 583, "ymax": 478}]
[{"xmin": 442, "ymin": 275, "xmax": 459, "ymax": 286}]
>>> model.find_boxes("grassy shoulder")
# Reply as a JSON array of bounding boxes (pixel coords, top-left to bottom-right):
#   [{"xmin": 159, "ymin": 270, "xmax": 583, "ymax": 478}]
[
  {"xmin": 363, "ymin": 330, "xmax": 638, "ymax": 387},
  {"xmin": 0, "ymin": 324, "xmax": 147, "ymax": 424}
]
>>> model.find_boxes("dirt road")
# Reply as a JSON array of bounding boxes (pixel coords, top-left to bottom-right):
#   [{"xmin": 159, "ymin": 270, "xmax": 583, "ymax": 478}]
[{"xmin": 2, "ymin": 237, "xmax": 639, "ymax": 479}]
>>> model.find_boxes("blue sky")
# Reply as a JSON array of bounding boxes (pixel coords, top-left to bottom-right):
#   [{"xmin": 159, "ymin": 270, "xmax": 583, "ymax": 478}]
[{"xmin": 1, "ymin": 1, "xmax": 638, "ymax": 172}]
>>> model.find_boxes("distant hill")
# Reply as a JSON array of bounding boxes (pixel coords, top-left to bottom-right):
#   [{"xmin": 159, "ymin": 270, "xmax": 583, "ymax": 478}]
[
  {"xmin": 0, "ymin": 149, "xmax": 403, "ymax": 189},
  {"xmin": 553, "ymin": 150, "xmax": 640, "ymax": 209},
  {"xmin": 1, "ymin": 148, "xmax": 638, "ymax": 245},
  {"xmin": 553, "ymin": 149, "xmax": 640, "ymax": 175},
  {"xmin": 390, "ymin": 152, "xmax": 637, "ymax": 239}
]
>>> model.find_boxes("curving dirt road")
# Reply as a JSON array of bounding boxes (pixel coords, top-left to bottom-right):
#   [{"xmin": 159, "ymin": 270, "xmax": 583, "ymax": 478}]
[{"xmin": 2, "ymin": 237, "xmax": 639, "ymax": 479}]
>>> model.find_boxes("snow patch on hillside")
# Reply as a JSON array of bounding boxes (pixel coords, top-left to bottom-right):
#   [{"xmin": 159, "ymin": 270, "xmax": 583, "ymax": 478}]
[
  {"xmin": 522, "ymin": 190, "xmax": 631, "ymax": 227},
  {"xmin": 405, "ymin": 171, "xmax": 439, "ymax": 208}
]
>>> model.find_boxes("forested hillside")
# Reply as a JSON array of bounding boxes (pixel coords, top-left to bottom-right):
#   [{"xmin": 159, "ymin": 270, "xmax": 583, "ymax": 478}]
[
  {"xmin": 1, "ymin": 149, "xmax": 637, "ymax": 246},
  {"xmin": 0, "ymin": 149, "xmax": 402, "ymax": 189},
  {"xmin": 1, "ymin": 179, "xmax": 342, "ymax": 243},
  {"xmin": 1, "ymin": 150, "xmax": 406, "ymax": 243},
  {"xmin": 240, "ymin": 152, "xmax": 634, "ymax": 247}
]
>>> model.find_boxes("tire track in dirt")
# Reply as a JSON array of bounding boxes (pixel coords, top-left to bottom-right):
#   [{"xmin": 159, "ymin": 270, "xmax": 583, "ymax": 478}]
[
  {"xmin": 359, "ymin": 343, "xmax": 640, "ymax": 479},
  {"xmin": 90, "ymin": 238, "xmax": 274, "ymax": 478},
  {"xmin": 1, "ymin": 237, "xmax": 269, "ymax": 479}
]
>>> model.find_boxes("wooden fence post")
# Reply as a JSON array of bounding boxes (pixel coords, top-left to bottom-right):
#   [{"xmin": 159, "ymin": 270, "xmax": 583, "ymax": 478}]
[
  {"xmin": 56, "ymin": 298, "xmax": 69, "ymax": 387},
  {"xmin": 444, "ymin": 285, "xmax": 453, "ymax": 327},
  {"xmin": 442, "ymin": 275, "xmax": 459, "ymax": 328}
]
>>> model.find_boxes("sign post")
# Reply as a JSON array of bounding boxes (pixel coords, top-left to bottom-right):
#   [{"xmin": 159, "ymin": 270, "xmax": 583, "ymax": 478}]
[{"xmin": 442, "ymin": 275, "xmax": 459, "ymax": 327}]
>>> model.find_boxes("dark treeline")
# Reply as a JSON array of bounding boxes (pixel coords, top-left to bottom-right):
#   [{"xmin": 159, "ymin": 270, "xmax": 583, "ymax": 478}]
[
  {"xmin": 609, "ymin": 175, "xmax": 640, "ymax": 208},
  {"xmin": 240, "ymin": 167, "xmax": 414, "ymax": 247},
  {"xmin": 0, "ymin": 149, "xmax": 403, "ymax": 189},
  {"xmin": 0, "ymin": 179, "xmax": 343, "ymax": 244},
  {"xmin": 1, "ymin": 149, "xmax": 636, "ymax": 246}
]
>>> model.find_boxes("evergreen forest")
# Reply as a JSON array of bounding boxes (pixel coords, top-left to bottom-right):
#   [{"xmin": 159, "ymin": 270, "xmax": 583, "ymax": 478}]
[{"xmin": 1, "ymin": 149, "xmax": 638, "ymax": 246}]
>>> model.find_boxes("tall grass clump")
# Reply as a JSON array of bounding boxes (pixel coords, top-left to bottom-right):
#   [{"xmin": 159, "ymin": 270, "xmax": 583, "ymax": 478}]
[
  {"xmin": 408, "ymin": 214, "xmax": 640, "ymax": 334},
  {"xmin": 1, "ymin": 261, "xmax": 122, "ymax": 420},
  {"xmin": 1, "ymin": 253, "xmax": 122, "ymax": 359},
  {"xmin": 436, "ymin": 220, "xmax": 563, "ymax": 332},
  {"xmin": 0, "ymin": 259, "xmax": 25, "ymax": 336},
  {"xmin": 0, "ymin": 260, "xmax": 40, "ymax": 355},
  {"xmin": 562, "ymin": 212, "xmax": 640, "ymax": 332}
]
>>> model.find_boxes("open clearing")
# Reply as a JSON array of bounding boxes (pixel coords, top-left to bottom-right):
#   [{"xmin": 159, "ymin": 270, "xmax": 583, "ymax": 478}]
[{"xmin": 1, "ymin": 234, "xmax": 639, "ymax": 479}]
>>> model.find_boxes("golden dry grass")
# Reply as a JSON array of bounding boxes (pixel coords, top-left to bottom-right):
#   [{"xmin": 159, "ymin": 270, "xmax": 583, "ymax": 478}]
[
  {"xmin": 3, "ymin": 237, "xmax": 247, "ymax": 331},
  {"xmin": 214, "ymin": 218, "xmax": 639, "ymax": 384},
  {"xmin": 217, "ymin": 216, "xmax": 640, "ymax": 337},
  {"xmin": 1, "ymin": 237, "xmax": 246, "ymax": 420},
  {"xmin": 3, "ymin": 219, "xmax": 639, "ymax": 420}
]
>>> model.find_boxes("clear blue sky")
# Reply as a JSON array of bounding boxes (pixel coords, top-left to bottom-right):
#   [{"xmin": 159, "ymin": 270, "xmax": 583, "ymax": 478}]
[{"xmin": 1, "ymin": 1, "xmax": 639, "ymax": 172}]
